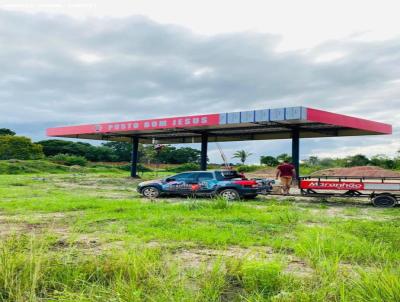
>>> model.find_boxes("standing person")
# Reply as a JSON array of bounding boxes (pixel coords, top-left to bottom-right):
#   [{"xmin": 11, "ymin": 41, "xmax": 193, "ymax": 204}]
[{"xmin": 275, "ymin": 160, "xmax": 296, "ymax": 195}]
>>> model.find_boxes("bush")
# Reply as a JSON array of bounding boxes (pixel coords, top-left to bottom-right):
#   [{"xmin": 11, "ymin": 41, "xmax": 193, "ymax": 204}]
[
  {"xmin": 0, "ymin": 135, "xmax": 44, "ymax": 160},
  {"xmin": 49, "ymin": 154, "xmax": 88, "ymax": 166},
  {"xmin": 260, "ymin": 155, "xmax": 279, "ymax": 166},
  {"xmin": 118, "ymin": 164, "xmax": 153, "ymax": 172},
  {"xmin": 236, "ymin": 165, "xmax": 260, "ymax": 172},
  {"xmin": 38, "ymin": 140, "xmax": 118, "ymax": 162},
  {"xmin": 165, "ymin": 163, "xmax": 200, "ymax": 172}
]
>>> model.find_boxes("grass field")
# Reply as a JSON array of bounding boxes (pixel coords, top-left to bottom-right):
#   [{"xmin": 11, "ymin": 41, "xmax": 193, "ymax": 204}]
[{"xmin": 0, "ymin": 171, "xmax": 399, "ymax": 301}]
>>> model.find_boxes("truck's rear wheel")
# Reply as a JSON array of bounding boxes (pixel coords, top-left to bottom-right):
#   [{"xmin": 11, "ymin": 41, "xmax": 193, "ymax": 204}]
[
  {"xmin": 219, "ymin": 189, "xmax": 240, "ymax": 201},
  {"xmin": 372, "ymin": 194, "xmax": 397, "ymax": 208},
  {"xmin": 141, "ymin": 186, "xmax": 160, "ymax": 199}
]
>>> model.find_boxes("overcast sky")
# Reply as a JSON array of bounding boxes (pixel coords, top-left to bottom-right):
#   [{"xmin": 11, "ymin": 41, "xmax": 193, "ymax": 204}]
[{"xmin": 1, "ymin": 0, "xmax": 399, "ymax": 163}]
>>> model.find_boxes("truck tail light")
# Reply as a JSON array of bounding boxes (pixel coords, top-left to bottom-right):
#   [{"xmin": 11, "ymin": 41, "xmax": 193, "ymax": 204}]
[{"xmin": 234, "ymin": 180, "xmax": 258, "ymax": 188}]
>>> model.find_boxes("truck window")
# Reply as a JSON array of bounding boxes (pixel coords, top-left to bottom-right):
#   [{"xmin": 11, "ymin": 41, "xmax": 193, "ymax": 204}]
[
  {"xmin": 196, "ymin": 172, "xmax": 214, "ymax": 182},
  {"xmin": 215, "ymin": 171, "xmax": 242, "ymax": 181},
  {"xmin": 168, "ymin": 173, "xmax": 196, "ymax": 181}
]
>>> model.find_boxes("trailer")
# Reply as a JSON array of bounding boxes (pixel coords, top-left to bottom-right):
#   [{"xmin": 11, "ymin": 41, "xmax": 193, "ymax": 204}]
[{"xmin": 298, "ymin": 176, "xmax": 400, "ymax": 207}]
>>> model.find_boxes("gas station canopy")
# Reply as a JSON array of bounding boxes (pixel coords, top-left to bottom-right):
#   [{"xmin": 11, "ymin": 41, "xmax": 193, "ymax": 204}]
[
  {"xmin": 47, "ymin": 106, "xmax": 391, "ymax": 143},
  {"xmin": 46, "ymin": 106, "xmax": 392, "ymax": 177}
]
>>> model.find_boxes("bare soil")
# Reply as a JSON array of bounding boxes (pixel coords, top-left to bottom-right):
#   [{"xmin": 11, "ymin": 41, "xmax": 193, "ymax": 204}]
[
  {"xmin": 311, "ymin": 166, "xmax": 400, "ymax": 177},
  {"xmin": 246, "ymin": 167, "xmax": 276, "ymax": 178},
  {"xmin": 174, "ymin": 246, "xmax": 314, "ymax": 277}
]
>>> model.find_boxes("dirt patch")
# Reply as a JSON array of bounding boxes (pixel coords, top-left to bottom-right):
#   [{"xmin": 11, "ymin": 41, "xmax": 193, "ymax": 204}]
[
  {"xmin": 311, "ymin": 166, "xmax": 400, "ymax": 178},
  {"xmin": 304, "ymin": 221, "xmax": 326, "ymax": 228},
  {"xmin": 246, "ymin": 168, "xmax": 276, "ymax": 179},
  {"xmin": 175, "ymin": 246, "xmax": 274, "ymax": 270},
  {"xmin": 0, "ymin": 223, "xmax": 24, "ymax": 236},
  {"xmin": 173, "ymin": 246, "xmax": 313, "ymax": 277},
  {"xmin": 308, "ymin": 207, "xmax": 391, "ymax": 221},
  {"xmin": 53, "ymin": 236, "xmax": 101, "ymax": 250},
  {"xmin": 52, "ymin": 179, "xmax": 137, "ymax": 199},
  {"xmin": 0, "ymin": 221, "xmax": 46, "ymax": 237},
  {"xmin": 0, "ymin": 212, "xmax": 72, "ymax": 237},
  {"xmin": 322, "ymin": 207, "xmax": 345, "ymax": 217},
  {"xmin": 34, "ymin": 212, "xmax": 67, "ymax": 219},
  {"xmin": 285, "ymin": 258, "xmax": 314, "ymax": 277}
]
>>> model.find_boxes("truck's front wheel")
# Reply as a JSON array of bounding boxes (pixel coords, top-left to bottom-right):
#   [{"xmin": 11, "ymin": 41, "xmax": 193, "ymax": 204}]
[
  {"xmin": 219, "ymin": 189, "xmax": 240, "ymax": 201},
  {"xmin": 141, "ymin": 186, "xmax": 160, "ymax": 199}
]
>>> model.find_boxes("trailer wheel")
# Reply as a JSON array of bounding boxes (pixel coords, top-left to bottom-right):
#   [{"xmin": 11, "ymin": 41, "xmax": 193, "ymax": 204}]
[{"xmin": 372, "ymin": 194, "xmax": 397, "ymax": 208}]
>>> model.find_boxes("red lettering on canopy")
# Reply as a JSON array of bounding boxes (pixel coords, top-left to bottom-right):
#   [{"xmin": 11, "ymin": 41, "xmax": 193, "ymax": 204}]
[{"xmin": 47, "ymin": 114, "xmax": 220, "ymax": 136}]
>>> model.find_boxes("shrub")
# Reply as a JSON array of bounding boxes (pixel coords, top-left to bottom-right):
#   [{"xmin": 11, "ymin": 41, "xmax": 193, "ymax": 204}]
[
  {"xmin": 165, "ymin": 163, "xmax": 200, "ymax": 172},
  {"xmin": 49, "ymin": 154, "xmax": 88, "ymax": 166},
  {"xmin": 0, "ymin": 135, "xmax": 44, "ymax": 160},
  {"xmin": 118, "ymin": 164, "xmax": 153, "ymax": 172}
]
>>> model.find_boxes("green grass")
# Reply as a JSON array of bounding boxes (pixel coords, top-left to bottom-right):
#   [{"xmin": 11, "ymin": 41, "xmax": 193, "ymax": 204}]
[{"xmin": 0, "ymin": 172, "xmax": 399, "ymax": 301}]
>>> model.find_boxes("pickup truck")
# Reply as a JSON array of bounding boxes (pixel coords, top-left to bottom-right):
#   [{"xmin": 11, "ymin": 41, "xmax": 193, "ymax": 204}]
[{"xmin": 137, "ymin": 170, "xmax": 273, "ymax": 200}]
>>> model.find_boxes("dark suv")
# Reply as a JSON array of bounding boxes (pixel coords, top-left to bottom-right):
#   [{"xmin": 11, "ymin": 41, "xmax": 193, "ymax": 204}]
[{"xmin": 137, "ymin": 170, "xmax": 272, "ymax": 200}]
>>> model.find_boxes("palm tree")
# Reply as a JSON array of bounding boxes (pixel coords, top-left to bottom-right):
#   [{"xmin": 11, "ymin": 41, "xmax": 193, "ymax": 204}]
[{"xmin": 233, "ymin": 150, "xmax": 252, "ymax": 164}]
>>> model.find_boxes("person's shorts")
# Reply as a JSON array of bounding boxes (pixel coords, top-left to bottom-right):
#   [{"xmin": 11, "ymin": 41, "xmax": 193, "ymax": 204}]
[{"xmin": 280, "ymin": 176, "xmax": 292, "ymax": 187}]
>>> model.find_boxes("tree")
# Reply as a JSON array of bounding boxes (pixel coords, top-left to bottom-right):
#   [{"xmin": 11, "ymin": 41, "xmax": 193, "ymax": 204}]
[
  {"xmin": 0, "ymin": 135, "xmax": 43, "ymax": 160},
  {"xmin": 87, "ymin": 146, "xmax": 117, "ymax": 162},
  {"xmin": 39, "ymin": 139, "xmax": 117, "ymax": 162},
  {"xmin": 140, "ymin": 145, "xmax": 157, "ymax": 164},
  {"xmin": 395, "ymin": 152, "xmax": 400, "ymax": 169},
  {"xmin": 38, "ymin": 140, "xmax": 92, "ymax": 157},
  {"xmin": 260, "ymin": 155, "xmax": 279, "ymax": 166},
  {"xmin": 0, "ymin": 128, "xmax": 15, "ymax": 136},
  {"xmin": 307, "ymin": 156, "xmax": 319, "ymax": 166},
  {"xmin": 276, "ymin": 153, "xmax": 292, "ymax": 163},
  {"xmin": 154, "ymin": 145, "xmax": 201, "ymax": 164},
  {"xmin": 173, "ymin": 147, "xmax": 202, "ymax": 164},
  {"xmin": 233, "ymin": 150, "xmax": 252, "ymax": 164},
  {"xmin": 37, "ymin": 140, "xmax": 202, "ymax": 163},
  {"xmin": 345, "ymin": 154, "xmax": 370, "ymax": 167},
  {"xmin": 370, "ymin": 154, "xmax": 396, "ymax": 169},
  {"xmin": 319, "ymin": 157, "xmax": 340, "ymax": 167},
  {"xmin": 102, "ymin": 142, "xmax": 132, "ymax": 162}
]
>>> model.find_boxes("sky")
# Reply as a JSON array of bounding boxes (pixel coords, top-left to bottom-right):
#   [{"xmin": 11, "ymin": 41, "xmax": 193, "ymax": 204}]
[{"xmin": 0, "ymin": 0, "xmax": 399, "ymax": 163}]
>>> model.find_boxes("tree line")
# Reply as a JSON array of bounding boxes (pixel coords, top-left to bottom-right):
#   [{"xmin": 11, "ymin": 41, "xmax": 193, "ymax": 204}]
[{"xmin": 0, "ymin": 128, "xmax": 201, "ymax": 164}]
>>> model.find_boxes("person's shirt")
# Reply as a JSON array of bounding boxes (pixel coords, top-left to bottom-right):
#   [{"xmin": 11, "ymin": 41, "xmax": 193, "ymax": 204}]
[{"xmin": 277, "ymin": 163, "xmax": 295, "ymax": 177}]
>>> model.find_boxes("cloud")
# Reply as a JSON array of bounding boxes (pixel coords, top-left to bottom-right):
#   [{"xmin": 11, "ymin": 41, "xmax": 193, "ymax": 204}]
[{"xmin": 0, "ymin": 10, "xmax": 399, "ymax": 162}]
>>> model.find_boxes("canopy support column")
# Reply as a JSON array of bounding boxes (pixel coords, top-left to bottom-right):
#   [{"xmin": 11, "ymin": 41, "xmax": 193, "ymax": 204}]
[
  {"xmin": 130, "ymin": 136, "xmax": 140, "ymax": 178},
  {"xmin": 291, "ymin": 128, "xmax": 300, "ymax": 178},
  {"xmin": 200, "ymin": 133, "xmax": 208, "ymax": 170}
]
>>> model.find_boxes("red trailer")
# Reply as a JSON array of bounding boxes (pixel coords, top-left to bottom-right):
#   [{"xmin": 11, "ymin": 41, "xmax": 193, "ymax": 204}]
[{"xmin": 298, "ymin": 176, "xmax": 400, "ymax": 207}]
